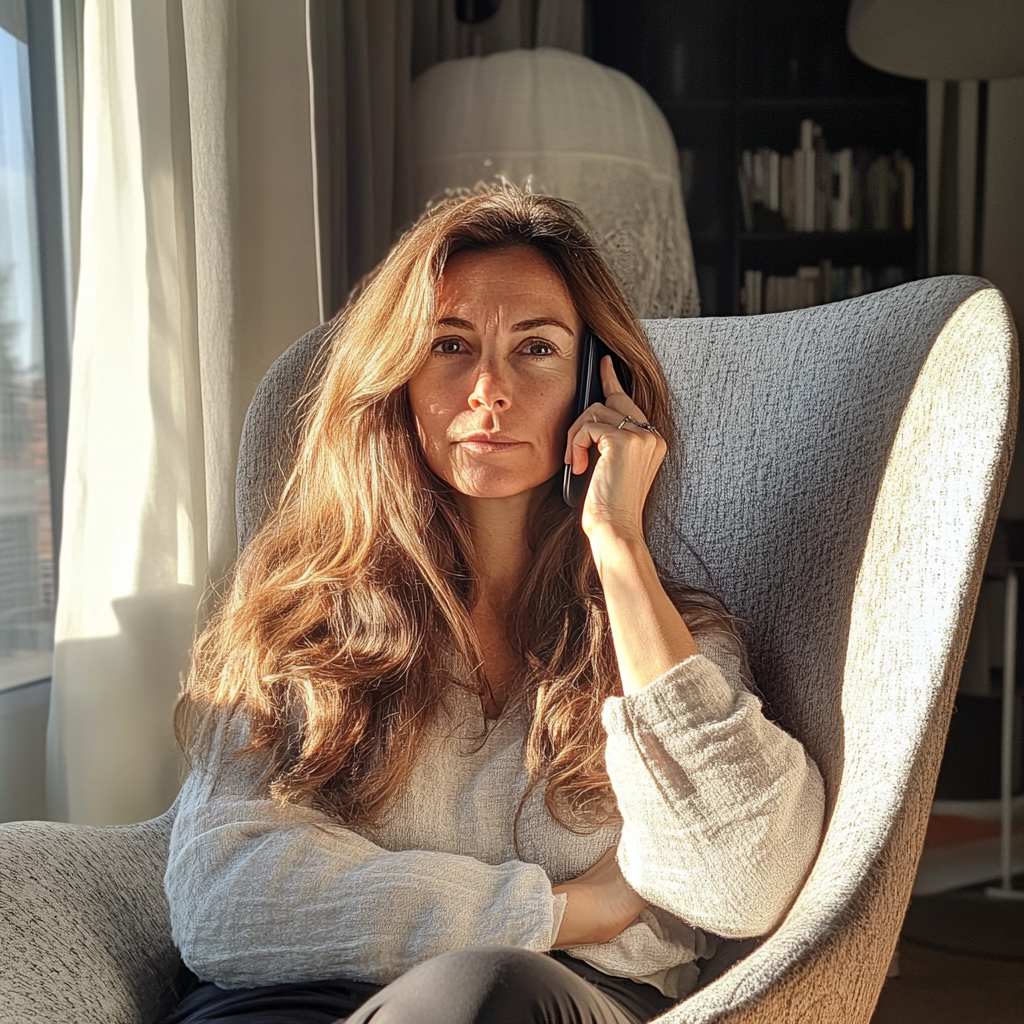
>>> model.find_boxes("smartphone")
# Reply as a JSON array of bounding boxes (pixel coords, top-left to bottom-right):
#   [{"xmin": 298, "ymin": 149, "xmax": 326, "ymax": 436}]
[{"xmin": 562, "ymin": 329, "xmax": 634, "ymax": 508}]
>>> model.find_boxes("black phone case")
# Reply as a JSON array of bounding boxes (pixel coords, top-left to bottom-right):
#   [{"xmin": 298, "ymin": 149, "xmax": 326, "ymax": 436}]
[{"xmin": 562, "ymin": 330, "xmax": 633, "ymax": 507}]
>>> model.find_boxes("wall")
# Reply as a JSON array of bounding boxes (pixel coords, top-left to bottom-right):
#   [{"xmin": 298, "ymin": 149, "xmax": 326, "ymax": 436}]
[
  {"xmin": 929, "ymin": 77, "xmax": 1024, "ymax": 516},
  {"xmin": 0, "ymin": 680, "xmax": 49, "ymax": 820},
  {"xmin": 984, "ymin": 77, "xmax": 1024, "ymax": 517}
]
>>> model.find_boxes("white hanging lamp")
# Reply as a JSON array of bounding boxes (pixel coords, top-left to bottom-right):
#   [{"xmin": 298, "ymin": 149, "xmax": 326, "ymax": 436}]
[{"xmin": 847, "ymin": 0, "xmax": 1024, "ymax": 81}]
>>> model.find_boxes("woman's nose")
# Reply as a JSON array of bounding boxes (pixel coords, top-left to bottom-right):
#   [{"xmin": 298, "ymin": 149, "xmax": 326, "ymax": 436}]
[{"xmin": 468, "ymin": 362, "xmax": 510, "ymax": 411}]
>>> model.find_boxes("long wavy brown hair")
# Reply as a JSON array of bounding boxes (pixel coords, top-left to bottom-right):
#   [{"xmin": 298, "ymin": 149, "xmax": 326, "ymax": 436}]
[{"xmin": 176, "ymin": 184, "xmax": 744, "ymax": 832}]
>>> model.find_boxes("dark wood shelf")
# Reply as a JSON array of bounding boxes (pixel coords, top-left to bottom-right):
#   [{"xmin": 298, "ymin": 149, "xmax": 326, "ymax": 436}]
[
  {"xmin": 739, "ymin": 95, "xmax": 919, "ymax": 110},
  {"xmin": 740, "ymin": 231, "xmax": 915, "ymax": 243},
  {"xmin": 660, "ymin": 99, "xmax": 732, "ymax": 112},
  {"xmin": 591, "ymin": 0, "xmax": 928, "ymax": 315}
]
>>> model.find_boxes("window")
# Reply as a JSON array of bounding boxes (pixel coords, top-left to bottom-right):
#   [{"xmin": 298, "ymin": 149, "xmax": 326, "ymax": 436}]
[{"xmin": 0, "ymin": 14, "xmax": 55, "ymax": 690}]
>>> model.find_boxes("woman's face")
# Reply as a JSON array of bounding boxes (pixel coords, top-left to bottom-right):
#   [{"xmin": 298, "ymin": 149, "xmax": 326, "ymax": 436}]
[{"xmin": 408, "ymin": 246, "xmax": 582, "ymax": 501}]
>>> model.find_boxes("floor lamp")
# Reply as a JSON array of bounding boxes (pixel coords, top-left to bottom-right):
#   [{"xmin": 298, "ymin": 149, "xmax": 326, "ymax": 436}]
[
  {"xmin": 848, "ymin": 0, "xmax": 1024, "ymax": 945},
  {"xmin": 848, "ymin": 0, "xmax": 1024, "ymax": 277}
]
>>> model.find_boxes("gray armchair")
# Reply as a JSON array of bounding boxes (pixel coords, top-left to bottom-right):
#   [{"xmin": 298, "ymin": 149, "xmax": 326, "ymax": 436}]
[{"xmin": 2, "ymin": 276, "xmax": 1016, "ymax": 1024}]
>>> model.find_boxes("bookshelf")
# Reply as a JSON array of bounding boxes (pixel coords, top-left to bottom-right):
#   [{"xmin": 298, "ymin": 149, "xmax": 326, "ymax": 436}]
[{"xmin": 589, "ymin": 0, "xmax": 928, "ymax": 316}]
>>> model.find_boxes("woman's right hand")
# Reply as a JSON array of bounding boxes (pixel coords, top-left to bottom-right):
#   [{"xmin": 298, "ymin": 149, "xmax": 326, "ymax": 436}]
[{"xmin": 551, "ymin": 847, "xmax": 647, "ymax": 948}]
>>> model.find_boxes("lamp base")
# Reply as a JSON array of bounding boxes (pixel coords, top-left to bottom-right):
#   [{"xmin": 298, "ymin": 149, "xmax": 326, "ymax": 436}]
[{"xmin": 983, "ymin": 885, "xmax": 1024, "ymax": 901}]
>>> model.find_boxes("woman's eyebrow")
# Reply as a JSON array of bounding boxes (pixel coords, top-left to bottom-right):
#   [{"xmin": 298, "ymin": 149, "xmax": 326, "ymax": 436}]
[
  {"xmin": 510, "ymin": 317, "xmax": 574, "ymax": 335},
  {"xmin": 435, "ymin": 316, "xmax": 476, "ymax": 330},
  {"xmin": 434, "ymin": 316, "xmax": 575, "ymax": 335}
]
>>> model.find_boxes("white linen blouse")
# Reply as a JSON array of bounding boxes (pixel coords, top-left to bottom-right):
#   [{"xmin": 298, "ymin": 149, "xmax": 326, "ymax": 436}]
[{"xmin": 164, "ymin": 633, "xmax": 825, "ymax": 999}]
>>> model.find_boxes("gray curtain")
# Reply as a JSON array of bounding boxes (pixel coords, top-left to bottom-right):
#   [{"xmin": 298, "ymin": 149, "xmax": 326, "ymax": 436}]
[
  {"xmin": 307, "ymin": 0, "xmax": 415, "ymax": 318},
  {"xmin": 412, "ymin": 0, "xmax": 584, "ymax": 76},
  {"xmin": 306, "ymin": 0, "xmax": 584, "ymax": 318}
]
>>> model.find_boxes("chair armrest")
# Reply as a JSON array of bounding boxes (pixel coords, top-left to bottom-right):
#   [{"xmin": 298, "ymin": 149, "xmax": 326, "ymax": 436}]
[{"xmin": 0, "ymin": 811, "xmax": 185, "ymax": 1024}]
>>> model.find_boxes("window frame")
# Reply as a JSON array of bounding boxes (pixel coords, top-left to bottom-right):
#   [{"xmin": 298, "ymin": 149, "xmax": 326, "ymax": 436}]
[
  {"xmin": 0, "ymin": 0, "xmax": 81, "ymax": 692},
  {"xmin": 26, "ymin": 0, "xmax": 81, "ymax": 581}
]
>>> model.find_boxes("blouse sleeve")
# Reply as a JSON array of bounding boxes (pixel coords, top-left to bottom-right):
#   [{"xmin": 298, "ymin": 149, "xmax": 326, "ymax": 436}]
[
  {"xmin": 601, "ymin": 634, "xmax": 825, "ymax": 939},
  {"xmin": 164, "ymin": 726, "xmax": 562, "ymax": 989}
]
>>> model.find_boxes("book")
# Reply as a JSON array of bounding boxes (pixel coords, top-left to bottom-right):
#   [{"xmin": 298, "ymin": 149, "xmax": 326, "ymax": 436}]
[
  {"xmin": 745, "ymin": 261, "xmax": 904, "ymax": 313},
  {"xmin": 821, "ymin": 258, "xmax": 834, "ymax": 302},
  {"xmin": 831, "ymin": 149, "xmax": 852, "ymax": 232},
  {"xmin": 739, "ymin": 152, "xmax": 754, "ymax": 232},
  {"xmin": 801, "ymin": 119, "xmax": 818, "ymax": 233},
  {"xmin": 781, "ymin": 154, "xmax": 795, "ymax": 229},
  {"xmin": 852, "ymin": 149, "xmax": 871, "ymax": 230},
  {"xmin": 741, "ymin": 269, "xmax": 763, "ymax": 315},
  {"xmin": 814, "ymin": 132, "xmax": 829, "ymax": 231},
  {"xmin": 867, "ymin": 155, "xmax": 889, "ymax": 231},
  {"xmin": 792, "ymin": 149, "xmax": 804, "ymax": 231},
  {"xmin": 797, "ymin": 265, "xmax": 821, "ymax": 306},
  {"xmin": 896, "ymin": 150, "xmax": 914, "ymax": 231},
  {"xmin": 737, "ymin": 129, "xmax": 913, "ymax": 235}
]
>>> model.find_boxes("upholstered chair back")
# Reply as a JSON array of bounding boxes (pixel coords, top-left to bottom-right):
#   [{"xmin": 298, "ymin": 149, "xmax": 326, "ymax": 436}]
[{"xmin": 236, "ymin": 275, "xmax": 1017, "ymax": 1021}]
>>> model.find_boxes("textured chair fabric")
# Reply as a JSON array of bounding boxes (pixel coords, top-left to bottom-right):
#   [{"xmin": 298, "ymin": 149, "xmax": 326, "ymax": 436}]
[
  {"xmin": 0, "ymin": 810, "xmax": 183, "ymax": 1024},
  {"xmin": 1, "ymin": 276, "xmax": 1016, "ymax": 1024}
]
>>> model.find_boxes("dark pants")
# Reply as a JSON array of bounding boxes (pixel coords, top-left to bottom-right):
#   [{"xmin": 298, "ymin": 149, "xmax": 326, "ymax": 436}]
[{"xmin": 162, "ymin": 947, "xmax": 680, "ymax": 1024}]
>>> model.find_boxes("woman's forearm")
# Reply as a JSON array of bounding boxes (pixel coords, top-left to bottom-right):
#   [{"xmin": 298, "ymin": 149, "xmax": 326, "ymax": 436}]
[
  {"xmin": 589, "ymin": 526, "xmax": 699, "ymax": 694},
  {"xmin": 168, "ymin": 773, "xmax": 562, "ymax": 987}
]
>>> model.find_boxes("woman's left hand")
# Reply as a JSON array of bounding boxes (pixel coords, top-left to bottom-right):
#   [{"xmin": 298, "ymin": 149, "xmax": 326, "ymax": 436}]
[
  {"xmin": 566, "ymin": 356, "xmax": 698, "ymax": 690},
  {"xmin": 564, "ymin": 356, "xmax": 668, "ymax": 543}
]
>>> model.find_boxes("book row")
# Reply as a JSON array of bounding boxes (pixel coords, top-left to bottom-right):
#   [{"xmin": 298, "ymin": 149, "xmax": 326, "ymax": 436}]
[
  {"xmin": 738, "ymin": 119, "xmax": 914, "ymax": 234},
  {"xmin": 740, "ymin": 263, "xmax": 908, "ymax": 315}
]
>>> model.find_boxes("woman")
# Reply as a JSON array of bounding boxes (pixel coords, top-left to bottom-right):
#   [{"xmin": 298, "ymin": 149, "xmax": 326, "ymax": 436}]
[{"xmin": 163, "ymin": 186, "xmax": 825, "ymax": 1024}]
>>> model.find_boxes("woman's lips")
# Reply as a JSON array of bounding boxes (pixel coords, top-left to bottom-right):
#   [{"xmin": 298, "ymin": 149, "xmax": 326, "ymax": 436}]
[{"xmin": 454, "ymin": 434, "xmax": 526, "ymax": 454}]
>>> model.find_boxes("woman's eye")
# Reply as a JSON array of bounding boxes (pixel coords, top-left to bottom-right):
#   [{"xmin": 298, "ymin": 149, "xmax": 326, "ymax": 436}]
[
  {"xmin": 523, "ymin": 340, "xmax": 555, "ymax": 356},
  {"xmin": 433, "ymin": 338, "xmax": 464, "ymax": 355}
]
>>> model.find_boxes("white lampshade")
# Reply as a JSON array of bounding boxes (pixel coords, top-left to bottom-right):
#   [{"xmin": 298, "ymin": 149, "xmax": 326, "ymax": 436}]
[
  {"xmin": 847, "ymin": 0, "xmax": 1024, "ymax": 81},
  {"xmin": 412, "ymin": 49, "xmax": 699, "ymax": 318}
]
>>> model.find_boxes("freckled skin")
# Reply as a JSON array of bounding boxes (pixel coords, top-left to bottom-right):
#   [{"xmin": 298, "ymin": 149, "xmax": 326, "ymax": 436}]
[{"xmin": 407, "ymin": 247, "xmax": 582, "ymax": 500}]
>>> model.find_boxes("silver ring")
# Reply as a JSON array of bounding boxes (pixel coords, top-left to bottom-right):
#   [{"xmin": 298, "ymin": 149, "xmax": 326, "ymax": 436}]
[{"xmin": 617, "ymin": 414, "xmax": 659, "ymax": 436}]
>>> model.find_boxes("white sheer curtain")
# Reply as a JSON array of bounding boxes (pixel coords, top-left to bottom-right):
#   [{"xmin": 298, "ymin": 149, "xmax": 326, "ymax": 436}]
[{"xmin": 47, "ymin": 0, "xmax": 320, "ymax": 825}]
